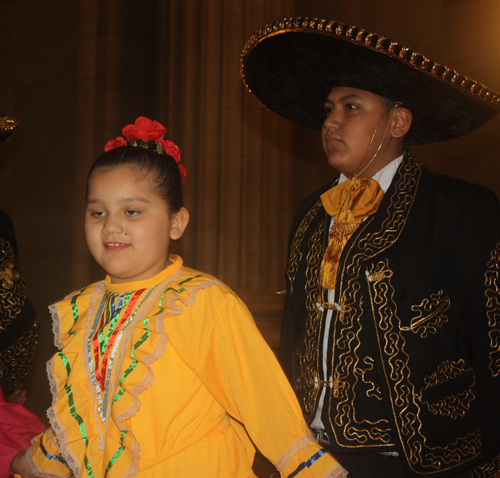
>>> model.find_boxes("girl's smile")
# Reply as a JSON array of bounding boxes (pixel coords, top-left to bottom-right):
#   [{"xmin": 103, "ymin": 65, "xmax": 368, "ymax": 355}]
[
  {"xmin": 85, "ymin": 165, "xmax": 188, "ymax": 283},
  {"xmin": 104, "ymin": 242, "xmax": 131, "ymax": 251}
]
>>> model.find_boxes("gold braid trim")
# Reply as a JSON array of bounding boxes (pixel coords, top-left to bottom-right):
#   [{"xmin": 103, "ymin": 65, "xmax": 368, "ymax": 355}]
[
  {"xmin": 421, "ymin": 359, "xmax": 471, "ymax": 388},
  {"xmin": 241, "ymin": 18, "xmax": 500, "ymax": 109},
  {"xmin": 288, "ymin": 199, "xmax": 329, "ymax": 294},
  {"xmin": 296, "ymin": 211, "xmax": 329, "ymax": 418},
  {"xmin": 331, "ymin": 275, "xmax": 393, "ymax": 446},
  {"xmin": 401, "ymin": 289, "xmax": 450, "ymax": 338},
  {"xmin": 0, "ymin": 238, "xmax": 26, "ymax": 332},
  {"xmin": 417, "ymin": 360, "xmax": 476, "ymax": 420},
  {"xmin": 471, "ymin": 452, "xmax": 500, "ymax": 478},
  {"xmin": 485, "ymin": 242, "xmax": 500, "ymax": 377},
  {"xmin": 321, "ymin": 155, "xmax": 419, "ymax": 448},
  {"xmin": 0, "ymin": 320, "xmax": 39, "ymax": 392},
  {"xmin": 423, "ymin": 390, "xmax": 475, "ymax": 420},
  {"xmin": 367, "ymin": 260, "xmax": 481, "ymax": 469}
]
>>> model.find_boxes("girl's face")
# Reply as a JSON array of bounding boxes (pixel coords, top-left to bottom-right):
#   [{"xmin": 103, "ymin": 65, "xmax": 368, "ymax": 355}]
[{"xmin": 85, "ymin": 166, "xmax": 188, "ymax": 283}]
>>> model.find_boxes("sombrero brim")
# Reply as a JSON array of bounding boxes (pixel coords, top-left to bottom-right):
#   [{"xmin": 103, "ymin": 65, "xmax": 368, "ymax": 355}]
[
  {"xmin": 241, "ymin": 18, "xmax": 500, "ymax": 146},
  {"xmin": 0, "ymin": 117, "xmax": 20, "ymax": 145}
]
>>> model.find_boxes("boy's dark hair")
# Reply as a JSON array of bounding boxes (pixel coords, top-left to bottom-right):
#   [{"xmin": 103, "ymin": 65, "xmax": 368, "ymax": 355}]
[
  {"xmin": 374, "ymin": 93, "xmax": 393, "ymax": 109},
  {"xmin": 87, "ymin": 146, "xmax": 183, "ymax": 213}
]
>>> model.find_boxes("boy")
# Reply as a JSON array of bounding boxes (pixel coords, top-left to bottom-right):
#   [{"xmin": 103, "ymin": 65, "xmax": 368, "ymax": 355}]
[{"xmin": 241, "ymin": 17, "xmax": 500, "ymax": 478}]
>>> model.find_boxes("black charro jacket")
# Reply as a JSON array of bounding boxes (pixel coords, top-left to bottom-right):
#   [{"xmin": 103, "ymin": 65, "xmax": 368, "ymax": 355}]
[
  {"xmin": 280, "ymin": 153, "xmax": 500, "ymax": 478},
  {"xmin": 0, "ymin": 210, "xmax": 38, "ymax": 395}
]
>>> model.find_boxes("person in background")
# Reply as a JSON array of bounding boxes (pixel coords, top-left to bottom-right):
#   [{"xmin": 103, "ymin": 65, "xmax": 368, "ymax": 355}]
[
  {"xmin": 241, "ymin": 17, "xmax": 500, "ymax": 478},
  {"xmin": 0, "ymin": 117, "xmax": 44, "ymax": 478}
]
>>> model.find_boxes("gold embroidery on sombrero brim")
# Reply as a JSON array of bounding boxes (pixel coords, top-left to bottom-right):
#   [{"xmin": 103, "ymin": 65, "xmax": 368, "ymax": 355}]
[{"xmin": 241, "ymin": 17, "xmax": 500, "ymax": 110}]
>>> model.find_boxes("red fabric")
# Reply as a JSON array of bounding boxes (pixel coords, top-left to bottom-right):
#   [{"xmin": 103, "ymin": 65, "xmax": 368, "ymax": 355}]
[{"xmin": 0, "ymin": 389, "xmax": 45, "ymax": 478}]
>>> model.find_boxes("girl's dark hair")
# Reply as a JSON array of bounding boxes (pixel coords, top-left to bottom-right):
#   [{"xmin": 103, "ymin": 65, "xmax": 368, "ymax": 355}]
[{"xmin": 86, "ymin": 145, "xmax": 183, "ymax": 213}]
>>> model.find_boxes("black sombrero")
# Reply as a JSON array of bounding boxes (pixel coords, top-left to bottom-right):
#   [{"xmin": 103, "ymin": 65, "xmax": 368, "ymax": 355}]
[{"xmin": 241, "ymin": 17, "xmax": 500, "ymax": 146}]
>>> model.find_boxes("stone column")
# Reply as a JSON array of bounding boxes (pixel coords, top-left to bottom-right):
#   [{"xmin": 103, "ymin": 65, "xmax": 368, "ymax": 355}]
[{"xmin": 158, "ymin": 0, "xmax": 295, "ymax": 351}]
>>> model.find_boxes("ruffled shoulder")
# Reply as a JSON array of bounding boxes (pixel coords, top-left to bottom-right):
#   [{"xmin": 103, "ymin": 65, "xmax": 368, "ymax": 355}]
[
  {"xmin": 49, "ymin": 282, "xmax": 100, "ymax": 349},
  {"xmin": 110, "ymin": 266, "xmax": 221, "ymax": 427}
]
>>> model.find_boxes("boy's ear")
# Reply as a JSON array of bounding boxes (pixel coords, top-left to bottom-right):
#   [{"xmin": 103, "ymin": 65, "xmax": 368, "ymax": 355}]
[
  {"xmin": 170, "ymin": 207, "xmax": 190, "ymax": 240},
  {"xmin": 391, "ymin": 107, "xmax": 413, "ymax": 139}
]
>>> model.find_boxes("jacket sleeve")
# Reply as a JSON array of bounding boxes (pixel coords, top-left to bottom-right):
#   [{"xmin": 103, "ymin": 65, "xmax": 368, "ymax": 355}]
[{"xmin": 446, "ymin": 187, "xmax": 500, "ymax": 475}]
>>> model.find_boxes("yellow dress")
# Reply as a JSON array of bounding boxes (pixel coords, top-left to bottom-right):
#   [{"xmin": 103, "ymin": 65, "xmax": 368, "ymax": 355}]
[{"xmin": 26, "ymin": 256, "xmax": 345, "ymax": 478}]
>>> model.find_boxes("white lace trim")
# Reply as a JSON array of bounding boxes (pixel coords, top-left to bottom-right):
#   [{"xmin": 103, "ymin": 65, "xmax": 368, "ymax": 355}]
[{"xmin": 275, "ymin": 434, "xmax": 315, "ymax": 472}]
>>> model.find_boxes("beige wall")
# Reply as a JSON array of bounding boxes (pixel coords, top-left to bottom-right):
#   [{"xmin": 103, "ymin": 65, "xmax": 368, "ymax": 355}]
[
  {"xmin": 1, "ymin": 0, "xmax": 163, "ymax": 421},
  {"xmin": 1, "ymin": 0, "xmax": 297, "ymax": 423},
  {"xmin": 1, "ymin": 0, "xmax": 500, "ymax": 432}
]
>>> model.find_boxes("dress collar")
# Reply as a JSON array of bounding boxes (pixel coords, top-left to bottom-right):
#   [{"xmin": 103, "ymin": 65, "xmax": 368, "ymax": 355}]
[{"xmin": 104, "ymin": 254, "xmax": 184, "ymax": 294}]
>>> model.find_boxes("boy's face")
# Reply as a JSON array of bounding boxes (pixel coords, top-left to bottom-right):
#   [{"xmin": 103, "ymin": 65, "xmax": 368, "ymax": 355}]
[{"xmin": 321, "ymin": 87, "xmax": 395, "ymax": 178}]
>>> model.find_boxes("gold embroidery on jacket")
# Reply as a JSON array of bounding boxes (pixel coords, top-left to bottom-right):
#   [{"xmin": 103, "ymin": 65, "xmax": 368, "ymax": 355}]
[
  {"xmin": 0, "ymin": 239, "xmax": 26, "ymax": 332},
  {"xmin": 400, "ymin": 290, "xmax": 450, "ymax": 338},
  {"xmin": 295, "ymin": 210, "xmax": 329, "ymax": 418},
  {"xmin": 417, "ymin": 359, "xmax": 475, "ymax": 419},
  {"xmin": 421, "ymin": 359, "xmax": 470, "ymax": 388},
  {"xmin": 366, "ymin": 259, "xmax": 481, "ymax": 469},
  {"xmin": 346, "ymin": 156, "xmax": 420, "ymax": 274},
  {"xmin": 471, "ymin": 450, "xmax": 500, "ymax": 478},
  {"xmin": 288, "ymin": 200, "xmax": 324, "ymax": 294},
  {"xmin": 0, "ymin": 321, "xmax": 39, "ymax": 392},
  {"xmin": 357, "ymin": 356, "xmax": 383, "ymax": 400},
  {"xmin": 422, "ymin": 390, "xmax": 475, "ymax": 420},
  {"xmin": 294, "ymin": 155, "xmax": 480, "ymax": 466},
  {"xmin": 485, "ymin": 242, "xmax": 500, "ymax": 377},
  {"xmin": 329, "ymin": 274, "xmax": 393, "ymax": 446},
  {"xmin": 0, "ymin": 260, "xmax": 19, "ymax": 289},
  {"xmin": 366, "ymin": 269, "xmax": 393, "ymax": 283},
  {"xmin": 325, "ymin": 157, "xmax": 420, "ymax": 448}
]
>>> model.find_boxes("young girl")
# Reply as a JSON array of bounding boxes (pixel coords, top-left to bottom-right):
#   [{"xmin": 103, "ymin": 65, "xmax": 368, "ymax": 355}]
[{"xmin": 10, "ymin": 117, "xmax": 346, "ymax": 478}]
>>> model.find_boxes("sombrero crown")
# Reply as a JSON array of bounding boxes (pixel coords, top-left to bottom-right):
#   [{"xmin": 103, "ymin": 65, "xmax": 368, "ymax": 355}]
[{"xmin": 241, "ymin": 17, "xmax": 500, "ymax": 145}]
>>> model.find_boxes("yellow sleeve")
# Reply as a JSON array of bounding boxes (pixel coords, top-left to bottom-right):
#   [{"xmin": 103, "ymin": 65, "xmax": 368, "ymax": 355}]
[
  {"xmin": 174, "ymin": 288, "xmax": 347, "ymax": 478},
  {"xmin": 27, "ymin": 429, "xmax": 73, "ymax": 478}
]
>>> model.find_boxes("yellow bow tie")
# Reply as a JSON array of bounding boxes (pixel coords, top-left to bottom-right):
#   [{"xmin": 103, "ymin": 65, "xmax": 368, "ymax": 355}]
[{"xmin": 320, "ymin": 178, "xmax": 384, "ymax": 290}]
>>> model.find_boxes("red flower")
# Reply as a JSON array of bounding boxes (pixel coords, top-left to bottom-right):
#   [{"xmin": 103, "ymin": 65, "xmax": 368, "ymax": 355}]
[
  {"xmin": 158, "ymin": 139, "xmax": 181, "ymax": 162},
  {"xmin": 122, "ymin": 116, "xmax": 167, "ymax": 142},
  {"xmin": 103, "ymin": 116, "xmax": 187, "ymax": 184},
  {"xmin": 104, "ymin": 136, "xmax": 127, "ymax": 152},
  {"xmin": 178, "ymin": 164, "xmax": 188, "ymax": 184}
]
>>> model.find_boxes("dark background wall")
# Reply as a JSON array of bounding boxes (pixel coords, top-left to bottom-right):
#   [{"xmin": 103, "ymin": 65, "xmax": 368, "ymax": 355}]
[{"xmin": 1, "ymin": 0, "xmax": 499, "ymax": 432}]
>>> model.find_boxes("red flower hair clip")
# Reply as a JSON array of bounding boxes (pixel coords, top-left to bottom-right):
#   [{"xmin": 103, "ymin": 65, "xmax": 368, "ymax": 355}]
[{"xmin": 104, "ymin": 116, "xmax": 187, "ymax": 184}]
